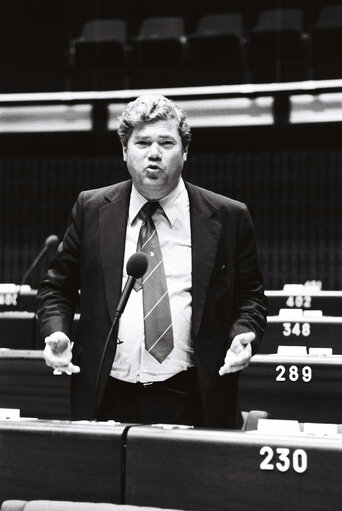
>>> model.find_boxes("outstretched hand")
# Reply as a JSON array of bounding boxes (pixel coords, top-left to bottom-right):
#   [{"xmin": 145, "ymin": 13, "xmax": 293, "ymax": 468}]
[
  {"xmin": 44, "ymin": 331, "xmax": 80, "ymax": 375},
  {"xmin": 219, "ymin": 332, "xmax": 255, "ymax": 376}
]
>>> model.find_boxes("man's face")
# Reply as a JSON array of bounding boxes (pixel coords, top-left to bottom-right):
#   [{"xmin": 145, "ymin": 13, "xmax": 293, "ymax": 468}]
[{"xmin": 123, "ymin": 118, "xmax": 187, "ymax": 200}]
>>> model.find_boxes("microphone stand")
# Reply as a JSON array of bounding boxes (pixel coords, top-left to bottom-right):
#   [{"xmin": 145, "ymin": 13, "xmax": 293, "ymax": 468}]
[
  {"xmin": 20, "ymin": 234, "xmax": 59, "ymax": 286},
  {"xmin": 89, "ymin": 251, "xmax": 147, "ymax": 421},
  {"xmin": 92, "ymin": 277, "xmax": 136, "ymax": 421},
  {"xmin": 20, "ymin": 246, "xmax": 49, "ymax": 286}
]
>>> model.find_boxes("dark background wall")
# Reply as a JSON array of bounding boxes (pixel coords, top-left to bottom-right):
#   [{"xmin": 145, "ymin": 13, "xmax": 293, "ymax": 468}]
[{"xmin": 1, "ymin": 123, "xmax": 341, "ymax": 290}]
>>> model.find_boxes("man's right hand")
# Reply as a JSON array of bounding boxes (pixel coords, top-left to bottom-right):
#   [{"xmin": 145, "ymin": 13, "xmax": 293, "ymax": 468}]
[{"xmin": 44, "ymin": 331, "xmax": 80, "ymax": 375}]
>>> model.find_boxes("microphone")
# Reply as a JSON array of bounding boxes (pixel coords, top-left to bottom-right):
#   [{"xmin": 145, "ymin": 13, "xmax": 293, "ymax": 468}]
[
  {"xmin": 20, "ymin": 234, "xmax": 59, "ymax": 286},
  {"xmin": 92, "ymin": 251, "xmax": 148, "ymax": 420},
  {"xmin": 115, "ymin": 251, "xmax": 148, "ymax": 318}
]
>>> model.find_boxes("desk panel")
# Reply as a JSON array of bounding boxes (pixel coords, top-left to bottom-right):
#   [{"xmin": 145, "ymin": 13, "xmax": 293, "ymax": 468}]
[
  {"xmin": 8, "ymin": 288, "xmax": 342, "ymax": 316},
  {"xmin": 261, "ymin": 316, "xmax": 342, "ymax": 354},
  {"xmin": 240, "ymin": 354, "xmax": 342, "ymax": 423},
  {"xmin": 266, "ymin": 290, "xmax": 342, "ymax": 316},
  {"xmin": 0, "ymin": 288, "xmax": 81, "ymax": 315},
  {"xmin": 0, "ymin": 289, "xmax": 37, "ymax": 312},
  {"xmin": 125, "ymin": 426, "xmax": 342, "ymax": 511},
  {"xmin": 0, "ymin": 350, "xmax": 70, "ymax": 419},
  {"xmin": 0, "ymin": 312, "xmax": 36, "ymax": 349},
  {"xmin": 0, "ymin": 419, "xmax": 125, "ymax": 505}
]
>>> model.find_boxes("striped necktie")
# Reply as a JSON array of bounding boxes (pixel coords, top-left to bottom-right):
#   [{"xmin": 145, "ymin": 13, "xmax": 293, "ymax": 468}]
[{"xmin": 136, "ymin": 201, "xmax": 174, "ymax": 363}]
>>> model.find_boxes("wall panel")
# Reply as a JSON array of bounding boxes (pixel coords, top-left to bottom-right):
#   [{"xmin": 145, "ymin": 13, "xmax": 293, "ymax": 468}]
[{"xmin": 1, "ymin": 147, "xmax": 341, "ymax": 290}]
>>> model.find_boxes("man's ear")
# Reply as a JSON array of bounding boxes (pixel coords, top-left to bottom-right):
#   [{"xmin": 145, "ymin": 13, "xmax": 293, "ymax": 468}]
[{"xmin": 122, "ymin": 145, "xmax": 127, "ymax": 162}]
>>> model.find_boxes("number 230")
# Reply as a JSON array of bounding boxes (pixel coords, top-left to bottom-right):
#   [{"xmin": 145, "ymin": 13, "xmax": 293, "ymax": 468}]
[{"xmin": 260, "ymin": 446, "xmax": 307, "ymax": 473}]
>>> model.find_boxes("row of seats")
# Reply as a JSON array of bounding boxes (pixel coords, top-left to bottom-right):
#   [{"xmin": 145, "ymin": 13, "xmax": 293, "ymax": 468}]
[
  {"xmin": 72, "ymin": 6, "xmax": 342, "ymax": 86},
  {"xmin": 68, "ymin": 6, "xmax": 342, "ymax": 88},
  {"xmin": 1, "ymin": 6, "xmax": 342, "ymax": 92}
]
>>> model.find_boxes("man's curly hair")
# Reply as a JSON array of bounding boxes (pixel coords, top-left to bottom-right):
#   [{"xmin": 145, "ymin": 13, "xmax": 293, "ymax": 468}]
[{"xmin": 117, "ymin": 94, "xmax": 191, "ymax": 150}]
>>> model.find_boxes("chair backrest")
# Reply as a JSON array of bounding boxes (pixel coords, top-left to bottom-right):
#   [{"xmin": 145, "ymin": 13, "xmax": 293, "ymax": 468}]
[
  {"xmin": 241, "ymin": 410, "xmax": 270, "ymax": 431},
  {"xmin": 197, "ymin": 13, "xmax": 243, "ymax": 37},
  {"xmin": 315, "ymin": 5, "xmax": 342, "ymax": 29},
  {"xmin": 138, "ymin": 17, "xmax": 184, "ymax": 39},
  {"xmin": 254, "ymin": 8, "xmax": 303, "ymax": 32},
  {"xmin": 80, "ymin": 19, "xmax": 127, "ymax": 43}
]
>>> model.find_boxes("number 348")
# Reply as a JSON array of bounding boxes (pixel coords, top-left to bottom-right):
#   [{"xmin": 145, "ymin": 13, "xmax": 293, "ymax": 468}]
[{"xmin": 283, "ymin": 322, "xmax": 311, "ymax": 337}]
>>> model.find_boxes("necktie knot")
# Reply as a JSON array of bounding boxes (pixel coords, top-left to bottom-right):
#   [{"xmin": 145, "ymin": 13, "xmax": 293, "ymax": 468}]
[{"xmin": 141, "ymin": 201, "xmax": 160, "ymax": 222}]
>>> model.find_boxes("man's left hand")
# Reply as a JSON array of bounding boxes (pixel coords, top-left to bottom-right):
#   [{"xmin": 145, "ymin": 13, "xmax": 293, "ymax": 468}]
[{"xmin": 219, "ymin": 332, "xmax": 255, "ymax": 375}]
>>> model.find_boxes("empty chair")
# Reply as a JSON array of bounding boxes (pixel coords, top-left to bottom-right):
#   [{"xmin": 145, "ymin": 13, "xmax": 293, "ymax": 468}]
[
  {"xmin": 129, "ymin": 17, "xmax": 185, "ymax": 88},
  {"xmin": 133, "ymin": 17, "xmax": 185, "ymax": 64},
  {"xmin": 241, "ymin": 409, "xmax": 270, "ymax": 430},
  {"xmin": 71, "ymin": 19, "xmax": 127, "ymax": 90},
  {"xmin": 311, "ymin": 5, "xmax": 342, "ymax": 79},
  {"xmin": 185, "ymin": 13, "xmax": 245, "ymax": 85},
  {"xmin": 248, "ymin": 8, "xmax": 307, "ymax": 83}
]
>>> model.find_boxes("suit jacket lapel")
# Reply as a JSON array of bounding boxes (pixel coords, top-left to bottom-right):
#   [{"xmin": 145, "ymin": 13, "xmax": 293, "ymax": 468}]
[
  {"xmin": 186, "ymin": 182, "xmax": 222, "ymax": 341},
  {"xmin": 99, "ymin": 181, "xmax": 131, "ymax": 321}
]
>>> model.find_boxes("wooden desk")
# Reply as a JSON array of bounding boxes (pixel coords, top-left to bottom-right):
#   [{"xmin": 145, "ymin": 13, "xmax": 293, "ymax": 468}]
[
  {"xmin": 0, "ymin": 350, "xmax": 70, "ymax": 419},
  {"xmin": 125, "ymin": 425, "xmax": 342, "ymax": 511},
  {"xmin": 260, "ymin": 315, "xmax": 342, "ymax": 354},
  {"xmin": 0, "ymin": 289, "xmax": 37, "ymax": 312},
  {"xmin": 240, "ymin": 354, "xmax": 342, "ymax": 423},
  {"xmin": 0, "ymin": 420, "xmax": 340, "ymax": 510},
  {"xmin": 4, "ymin": 286, "xmax": 342, "ymax": 316},
  {"xmin": 266, "ymin": 290, "xmax": 342, "ymax": 316},
  {"xmin": 0, "ymin": 312, "xmax": 36, "ymax": 349},
  {"xmin": 0, "ymin": 349, "xmax": 340, "ymax": 425},
  {"xmin": 0, "ymin": 419, "xmax": 126, "ymax": 505}
]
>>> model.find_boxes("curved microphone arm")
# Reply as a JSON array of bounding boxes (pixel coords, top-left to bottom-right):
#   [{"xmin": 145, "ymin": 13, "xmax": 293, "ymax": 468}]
[
  {"xmin": 20, "ymin": 234, "xmax": 59, "ymax": 286},
  {"xmin": 92, "ymin": 251, "xmax": 148, "ymax": 420}
]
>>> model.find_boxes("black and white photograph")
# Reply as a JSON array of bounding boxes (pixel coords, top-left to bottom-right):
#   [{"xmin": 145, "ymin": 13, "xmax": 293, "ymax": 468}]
[{"xmin": 0, "ymin": 1, "xmax": 341, "ymax": 510}]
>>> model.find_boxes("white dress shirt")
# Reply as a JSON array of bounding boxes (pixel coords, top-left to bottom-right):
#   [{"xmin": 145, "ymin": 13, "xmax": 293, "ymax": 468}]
[{"xmin": 110, "ymin": 178, "xmax": 194, "ymax": 383}]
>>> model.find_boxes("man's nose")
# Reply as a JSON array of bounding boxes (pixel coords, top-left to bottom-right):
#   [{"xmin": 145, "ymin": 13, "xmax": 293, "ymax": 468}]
[{"xmin": 147, "ymin": 143, "xmax": 161, "ymax": 159}]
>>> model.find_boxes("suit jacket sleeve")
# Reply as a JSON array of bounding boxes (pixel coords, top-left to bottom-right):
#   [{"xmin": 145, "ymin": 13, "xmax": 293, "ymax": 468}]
[
  {"xmin": 37, "ymin": 192, "xmax": 83, "ymax": 341},
  {"xmin": 228, "ymin": 204, "xmax": 268, "ymax": 354}
]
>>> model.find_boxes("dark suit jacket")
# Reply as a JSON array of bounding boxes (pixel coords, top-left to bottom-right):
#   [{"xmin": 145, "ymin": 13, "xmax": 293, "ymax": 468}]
[{"xmin": 37, "ymin": 180, "xmax": 268, "ymax": 427}]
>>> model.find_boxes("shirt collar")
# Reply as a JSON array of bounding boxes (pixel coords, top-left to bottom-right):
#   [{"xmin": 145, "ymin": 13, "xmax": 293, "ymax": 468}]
[{"xmin": 129, "ymin": 178, "xmax": 189, "ymax": 227}]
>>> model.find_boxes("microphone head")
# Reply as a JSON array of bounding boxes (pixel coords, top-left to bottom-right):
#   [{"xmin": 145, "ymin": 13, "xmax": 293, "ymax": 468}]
[
  {"xmin": 44, "ymin": 234, "xmax": 59, "ymax": 248},
  {"xmin": 126, "ymin": 252, "xmax": 148, "ymax": 279}
]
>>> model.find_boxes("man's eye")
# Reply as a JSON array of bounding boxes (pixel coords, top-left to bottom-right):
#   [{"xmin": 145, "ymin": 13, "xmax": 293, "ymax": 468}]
[
  {"xmin": 162, "ymin": 141, "xmax": 173, "ymax": 146},
  {"xmin": 136, "ymin": 141, "xmax": 148, "ymax": 147}
]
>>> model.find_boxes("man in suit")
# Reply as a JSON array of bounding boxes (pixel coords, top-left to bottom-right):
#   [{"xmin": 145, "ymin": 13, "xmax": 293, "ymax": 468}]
[{"xmin": 37, "ymin": 94, "xmax": 268, "ymax": 428}]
